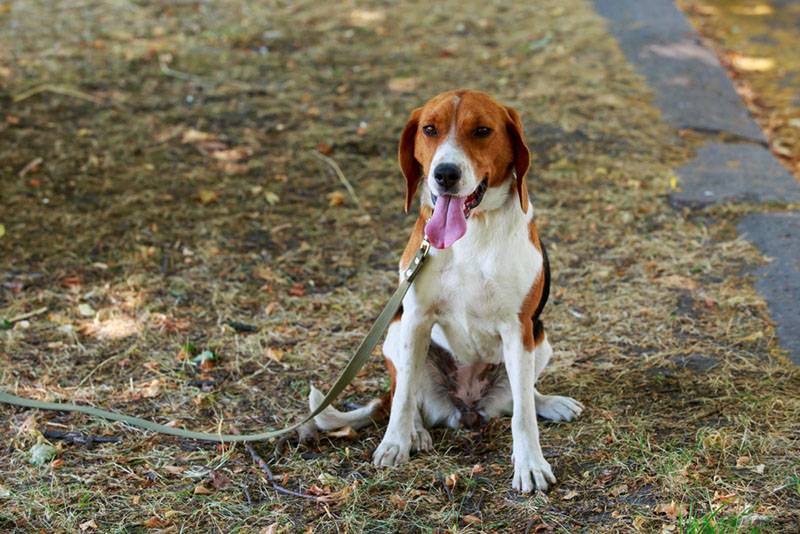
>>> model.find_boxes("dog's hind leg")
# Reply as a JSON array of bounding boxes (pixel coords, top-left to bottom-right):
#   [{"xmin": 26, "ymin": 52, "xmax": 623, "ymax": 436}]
[{"xmin": 480, "ymin": 335, "xmax": 583, "ymax": 422}]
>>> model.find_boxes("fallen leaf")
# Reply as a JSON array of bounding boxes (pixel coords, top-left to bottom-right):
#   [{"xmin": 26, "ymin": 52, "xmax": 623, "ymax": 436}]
[
  {"xmin": 196, "ymin": 140, "xmax": 227, "ymax": 153},
  {"xmin": 713, "ymin": 491, "xmax": 737, "ymax": 504},
  {"xmin": 657, "ymin": 275, "xmax": 698, "ymax": 291},
  {"xmin": 316, "ymin": 142, "xmax": 333, "ymax": 155},
  {"xmin": 81, "ymin": 316, "xmax": 140, "ymax": 340},
  {"xmin": 388, "ymin": 77, "xmax": 418, "ymax": 93},
  {"xmin": 197, "ymin": 190, "xmax": 219, "ymax": 204},
  {"xmin": 219, "ymin": 162, "xmax": 249, "ymax": 175},
  {"xmin": 164, "ymin": 465, "xmax": 185, "ymax": 476},
  {"xmin": 729, "ymin": 54, "xmax": 775, "ymax": 72},
  {"xmin": 79, "ymin": 519, "xmax": 98, "ymax": 531},
  {"xmin": 563, "ymin": 489, "xmax": 579, "ymax": 500},
  {"xmin": 326, "ymin": 426, "xmax": 358, "ymax": 439},
  {"xmin": 349, "ymin": 8, "xmax": 386, "ymax": 27},
  {"xmin": 16, "ymin": 413, "xmax": 38, "ymax": 436},
  {"xmin": 655, "ymin": 501, "xmax": 687, "ymax": 520},
  {"xmin": 772, "ymin": 142, "xmax": 792, "ymax": 158},
  {"xmin": 0, "ymin": 223, "xmax": 5, "ymax": 239},
  {"xmin": 29, "ymin": 443, "xmax": 57, "ymax": 465},
  {"xmin": 609, "ymin": 483, "xmax": 628, "ymax": 497},
  {"xmin": 469, "ymin": 464, "xmax": 484, "ymax": 476},
  {"xmin": 62, "ymin": 276, "xmax": 82, "ymax": 287},
  {"xmin": 191, "ymin": 350, "xmax": 217, "ymax": 370},
  {"xmin": 210, "ymin": 470, "xmax": 232, "ymax": 490},
  {"xmin": 77, "ymin": 303, "xmax": 96, "ymax": 317},
  {"xmin": 193, "ymin": 484, "xmax": 214, "ymax": 495},
  {"xmin": 266, "ymin": 347, "xmax": 283, "ymax": 362},
  {"xmin": 260, "ymin": 524, "xmax": 280, "ymax": 534},
  {"xmin": 264, "ymin": 191, "xmax": 280, "ymax": 205},
  {"xmin": 51, "ymin": 458, "xmax": 64, "ymax": 469},
  {"xmin": 730, "ymin": 4, "xmax": 773, "ymax": 16},
  {"xmin": 254, "ymin": 266, "xmax": 280, "ymax": 282},
  {"xmin": 288, "ymin": 283, "xmax": 305, "ymax": 297},
  {"xmin": 388, "ymin": 494, "xmax": 407, "ymax": 508},
  {"xmin": 327, "ymin": 191, "xmax": 346, "ymax": 207},
  {"xmin": 211, "ymin": 147, "xmax": 250, "ymax": 162},
  {"xmin": 463, "ymin": 515, "xmax": 481, "ymax": 525},
  {"xmin": 141, "ymin": 379, "xmax": 162, "ymax": 399},
  {"xmin": 690, "ymin": 4, "xmax": 719, "ymax": 16},
  {"xmin": 306, "ymin": 484, "xmax": 327, "ymax": 496},
  {"xmin": 740, "ymin": 331, "xmax": 764, "ymax": 343},
  {"xmin": 177, "ymin": 342, "xmax": 198, "ymax": 361},
  {"xmin": 181, "ymin": 129, "xmax": 216, "ymax": 143},
  {"xmin": 143, "ymin": 516, "xmax": 169, "ymax": 529}
]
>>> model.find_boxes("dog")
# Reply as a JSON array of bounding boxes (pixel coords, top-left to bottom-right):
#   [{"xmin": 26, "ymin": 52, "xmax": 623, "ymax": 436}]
[{"xmin": 309, "ymin": 89, "xmax": 583, "ymax": 492}]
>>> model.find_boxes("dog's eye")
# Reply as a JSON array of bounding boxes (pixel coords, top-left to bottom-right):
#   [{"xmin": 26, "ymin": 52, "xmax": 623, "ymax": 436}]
[
  {"xmin": 422, "ymin": 125, "xmax": 438, "ymax": 137},
  {"xmin": 473, "ymin": 126, "xmax": 492, "ymax": 138}
]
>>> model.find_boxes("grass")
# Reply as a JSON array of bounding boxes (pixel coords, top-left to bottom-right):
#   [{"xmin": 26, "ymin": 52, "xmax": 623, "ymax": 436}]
[
  {"xmin": 679, "ymin": 504, "xmax": 762, "ymax": 534},
  {"xmin": 1, "ymin": 0, "xmax": 800, "ymax": 532}
]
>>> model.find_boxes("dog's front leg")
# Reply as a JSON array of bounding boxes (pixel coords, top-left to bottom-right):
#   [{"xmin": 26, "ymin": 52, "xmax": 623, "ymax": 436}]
[
  {"xmin": 373, "ymin": 313, "xmax": 432, "ymax": 467},
  {"xmin": 501, "ymin": 324, "xmax": 556, "ymax": 492}
]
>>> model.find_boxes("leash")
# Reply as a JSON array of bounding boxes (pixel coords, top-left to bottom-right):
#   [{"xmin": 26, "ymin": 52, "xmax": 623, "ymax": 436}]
[{"xmin": 0, "ymin": 238, "xmax": 431, "ymax": 443}]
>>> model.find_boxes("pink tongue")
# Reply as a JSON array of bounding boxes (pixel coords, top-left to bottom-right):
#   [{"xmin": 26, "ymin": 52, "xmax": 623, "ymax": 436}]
[{"xmin": 425, "ymin": 196, "xmax": 467, "ymax": 249}]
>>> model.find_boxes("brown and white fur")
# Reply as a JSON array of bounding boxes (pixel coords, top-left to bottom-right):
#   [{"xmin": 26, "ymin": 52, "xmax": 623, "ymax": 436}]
[{"xmin": 309, "ymin": 90, "xmax": 583, "ymax": 493}]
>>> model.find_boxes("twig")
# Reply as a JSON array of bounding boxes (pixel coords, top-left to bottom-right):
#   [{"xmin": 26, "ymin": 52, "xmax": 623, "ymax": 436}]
[
  {"xmin": 43, "ymin": 429, "xmax": 121, "ymax": 446},
  {"xmin": 159, "ymin": 62, "xmax": 214, "ymax": 87},
  {"xmin": 524, "ymin": 518, "xmax": 537, "ymax": 534},
  {"xmin": 18, "ymin": 157, "xmax": 43, "ymax": 178},
  {"xmin": 159, "ymin": 60, "xmax": 265, "ymax": 93},
  {"xmin": 439, "ymin": 475, "xmax": 454, "ymax": 501},
  {"xmin": 77, "ymin": 348, "xmax": 129, "ymax": 387},
  {"xmin": 13, "ymin": 84, "xmax": 105, "ymax": 105},
  {"xmin": 311, "ymin": 151, "xmax": 365, "ymax": 211},
  {"xmin": 244, "ymin": 442, "xmax": 321, "ymax": 501},
  {"xmin": 9, "ymin": 306, "xmax": 48, "ymax": 323}
]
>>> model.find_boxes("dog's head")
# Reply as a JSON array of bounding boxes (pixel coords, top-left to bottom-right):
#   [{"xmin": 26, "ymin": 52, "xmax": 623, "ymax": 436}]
[{"xmin": 398, "ymin": 90, "xmax": 531, "ymax": 248}]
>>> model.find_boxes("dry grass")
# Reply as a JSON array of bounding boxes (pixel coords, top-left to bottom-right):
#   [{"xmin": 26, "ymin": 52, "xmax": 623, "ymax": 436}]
[{"xmin": 1, "ymin": 0, "xmax": 799, "ymax": 532}]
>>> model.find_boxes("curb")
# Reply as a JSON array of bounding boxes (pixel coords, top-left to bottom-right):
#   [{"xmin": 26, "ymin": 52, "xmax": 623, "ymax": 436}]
[{"xmin": 593, "ymin": 0, "xmax": 800, "ymax": 363}]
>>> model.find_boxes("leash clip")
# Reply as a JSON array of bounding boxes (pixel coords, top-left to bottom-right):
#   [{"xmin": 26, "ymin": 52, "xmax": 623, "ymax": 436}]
[
  {"xmin": 419, "ymin": 236, "xmax": 431, "ymax": 257},
  {"xmin": 403, "ymin": 237, "xmax": 431, "ymax": 282}
]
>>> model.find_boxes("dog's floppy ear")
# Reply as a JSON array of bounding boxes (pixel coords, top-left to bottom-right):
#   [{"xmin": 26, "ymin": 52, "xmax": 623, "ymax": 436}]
[
  {"xmin": 504, "ymin": 106, "xmax": 531, "ymax": 213},
  {"xmin": 398, "ymin": 107, "xmax": 423, "ymax": 213}
]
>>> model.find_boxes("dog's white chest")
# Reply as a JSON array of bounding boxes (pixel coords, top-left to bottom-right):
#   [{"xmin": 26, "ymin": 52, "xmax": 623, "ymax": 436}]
[{"xmin": 426, "ymin": 220, "xmax": 541, "ymax": 365}]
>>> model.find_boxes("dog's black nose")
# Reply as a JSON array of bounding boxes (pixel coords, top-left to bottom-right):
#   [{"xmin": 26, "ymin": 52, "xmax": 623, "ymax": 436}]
[{"xmin": 433, "ymin": 163, "xmax": 460, "ymax": 191}]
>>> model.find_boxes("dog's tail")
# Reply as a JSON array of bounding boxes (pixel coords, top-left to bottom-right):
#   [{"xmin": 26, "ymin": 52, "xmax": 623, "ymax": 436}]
[{"xmin": 307, "ymin": 384, "xmax": 386, "ymax": 431}]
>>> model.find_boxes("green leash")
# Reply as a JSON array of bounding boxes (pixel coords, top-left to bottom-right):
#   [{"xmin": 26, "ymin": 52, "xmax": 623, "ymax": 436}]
[{"xmin": 0, "ymin": 239, "xmax": 431, "ymax": 443}]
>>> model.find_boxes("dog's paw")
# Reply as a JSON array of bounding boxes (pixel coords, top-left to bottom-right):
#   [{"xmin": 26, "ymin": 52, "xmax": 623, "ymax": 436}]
[
  {"xmin": 410, "ymin": 426, "xmax": 432, "ymax": 452},
  {"xmin": 536, "ymin": 394, "xmax": 584, "ymax": 422},
  {"xmin": 373, "ymin": 435, "xmax": 411, "ymax": 467},
  {"xmin": 511, "ymin": 451, "xmax": 555, "ymax": 493}
]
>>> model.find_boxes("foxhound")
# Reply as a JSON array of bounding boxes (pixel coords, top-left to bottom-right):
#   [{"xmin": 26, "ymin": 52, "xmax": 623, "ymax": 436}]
[{"xmin": 310, "ymin": 90, "xmax": 583, "ymax": 492}]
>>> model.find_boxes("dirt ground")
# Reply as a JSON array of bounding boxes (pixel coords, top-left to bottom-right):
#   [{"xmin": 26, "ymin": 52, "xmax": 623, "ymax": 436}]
[{"xmin": 1, "ymin": 1, "xmax": 799, "ymax": 532}]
